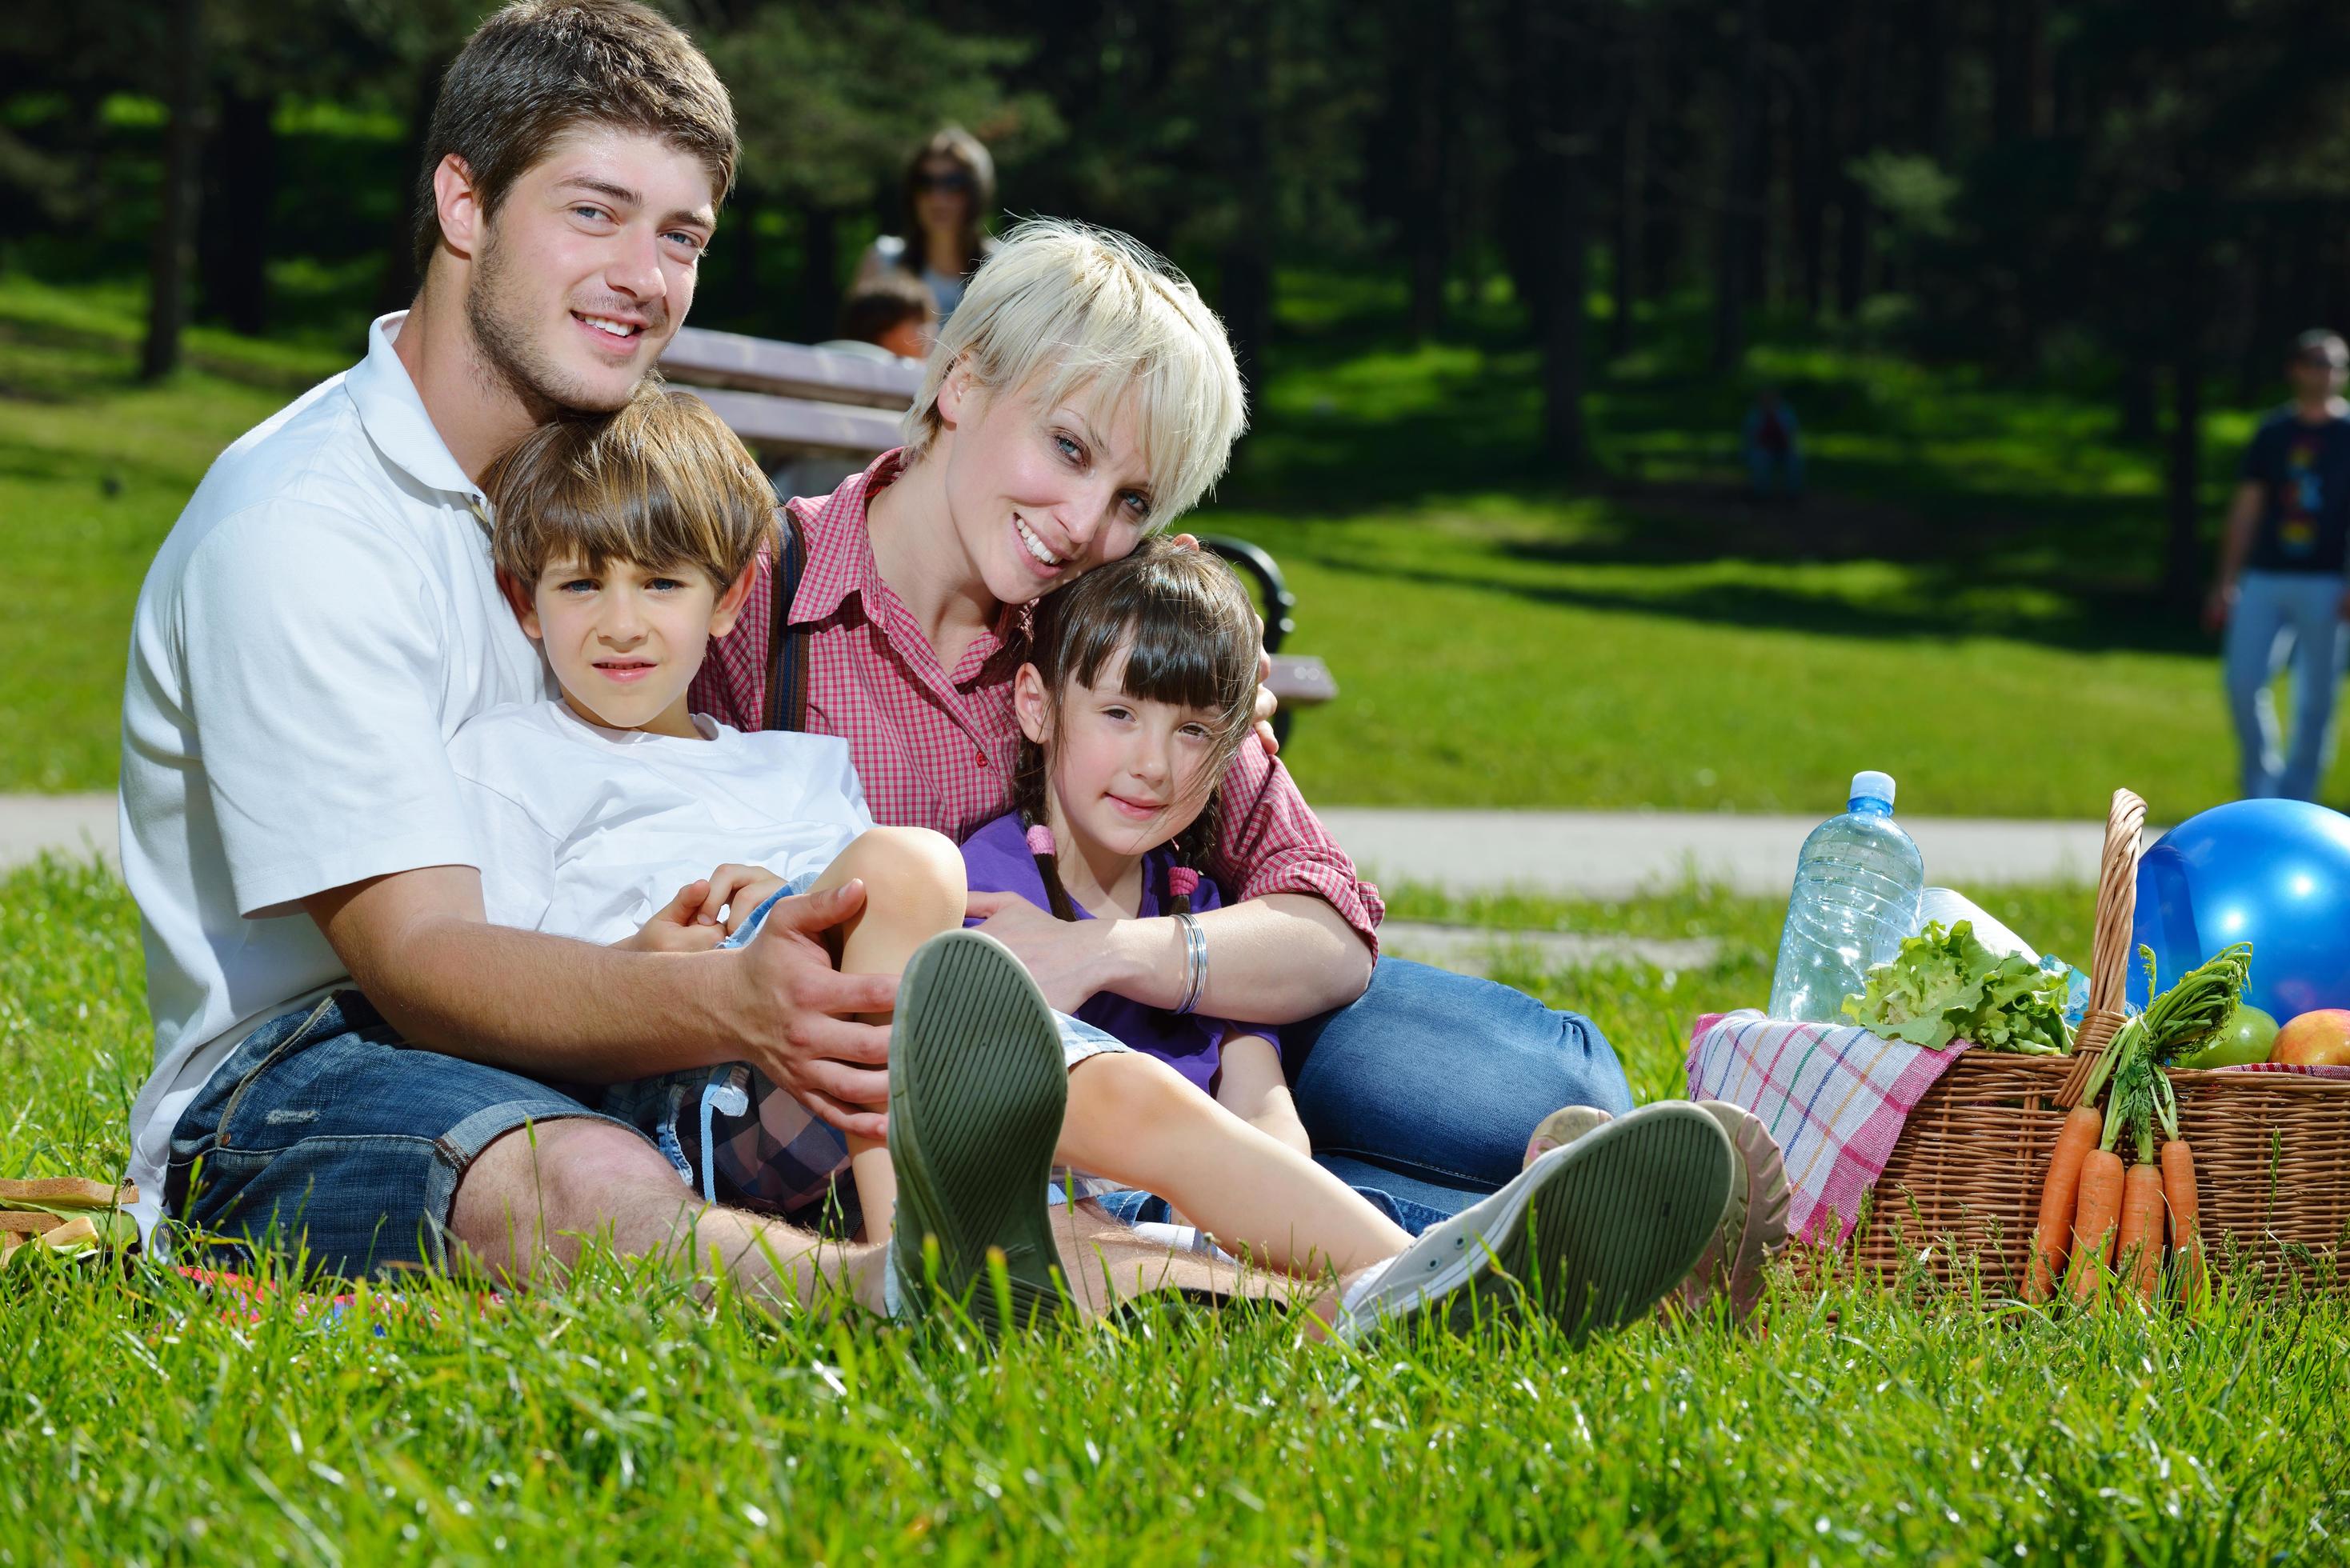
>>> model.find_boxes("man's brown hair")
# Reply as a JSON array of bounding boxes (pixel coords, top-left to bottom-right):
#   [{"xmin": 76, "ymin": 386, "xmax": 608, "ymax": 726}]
[
  {"xmin": 410, "ymin": 0, "xmax": 739, "ymax": 274},
  {"xmin": 482, "ymin": 385, "xmax": 776, "ymax": 590}
]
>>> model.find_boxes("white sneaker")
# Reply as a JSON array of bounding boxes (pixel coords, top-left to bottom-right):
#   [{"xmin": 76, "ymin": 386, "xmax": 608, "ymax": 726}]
[{"xmin": 1334, "ymin": 1101, "xmax": 1733, "ymax": 1345}]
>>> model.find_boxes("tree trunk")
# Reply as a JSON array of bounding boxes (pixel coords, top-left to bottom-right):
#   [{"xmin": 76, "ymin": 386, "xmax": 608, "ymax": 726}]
[
  {"xmin": 197, "ymin": 84, "xmax": 274, "ymax": 337},
  {"xmin": 373, "ymin": 50, "xmax": 452, "ymax": 314},
  {"xmin": 2164, "ymin": 342, "xmax": 2206, "ymax": 606},
  {"xmin": 799, "ymin": 204, "xmax": 840, "ymax": 342},
  {"xmin": 1543, "ymin": 152, "xmax": 1591, "ymax": 470},
  {"xmin": 2117, "ymin": 352, "xmax": 2160, "ymax": 444},
  {"xmin": 142, "ymin": 0, "xmax": 205, "ymax": 382},
  {"xmin": 1833, "ymin": 6, "xmax": 1880, "ymax": 318},
  {"xmin": 1712, "ymin": 0, "xmax": 1767, "ymax": 370},
  {"xmin": 1611, "ymin": 90, "xmax": 1645, "ymax": 360},
  {"xmin": 1404, "ymin": 0, "xmax": 1454, "ymax": 344},
  {"xmin": 1220, "ymin": 5, "xmax": 1275, "ymax": 390}
]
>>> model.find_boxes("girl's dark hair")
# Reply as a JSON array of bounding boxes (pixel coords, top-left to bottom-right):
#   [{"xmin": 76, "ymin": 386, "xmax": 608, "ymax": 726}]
[
  {"xmin": 1012, "ymin": 540, "xmax": 1262, "ymax": 922},
  {"xmin": 897, "ymin": 126, "xmax": 995, "ymax": 279}
]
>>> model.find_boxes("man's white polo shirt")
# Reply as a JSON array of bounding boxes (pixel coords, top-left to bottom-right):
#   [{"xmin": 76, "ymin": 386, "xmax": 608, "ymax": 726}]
[{"xmin": 118, "ymin": 312, "xmax": 547, "ymax": 1239}]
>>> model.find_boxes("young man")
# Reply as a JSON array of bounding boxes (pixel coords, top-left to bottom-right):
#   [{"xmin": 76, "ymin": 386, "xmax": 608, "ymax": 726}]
[
  {"xmin": 118, "ymin": 0, "xmax": 1216, "ymax": 1320},
  {"xmin": 2207, "ymin": 329, "xmax": 2350, "ymax": 802}
]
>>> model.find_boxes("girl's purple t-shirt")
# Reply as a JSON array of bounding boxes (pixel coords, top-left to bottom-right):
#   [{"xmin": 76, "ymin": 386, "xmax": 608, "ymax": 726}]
[{"xmin": 960, "ymin": 811, "xmax": 1273, "ymax": 1094}]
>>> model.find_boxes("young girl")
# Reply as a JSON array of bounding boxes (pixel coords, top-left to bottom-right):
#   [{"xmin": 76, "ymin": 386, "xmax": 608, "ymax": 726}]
[{"xmin": 959, "ymin": 542, "xmax": 1402, "ymax": 1253}]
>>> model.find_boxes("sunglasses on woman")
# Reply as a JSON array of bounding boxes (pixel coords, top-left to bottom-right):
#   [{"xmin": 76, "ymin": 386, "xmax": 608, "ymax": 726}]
[{"xmin": 915, "ymin": 171, "xmax": 976, "ymax": 195}]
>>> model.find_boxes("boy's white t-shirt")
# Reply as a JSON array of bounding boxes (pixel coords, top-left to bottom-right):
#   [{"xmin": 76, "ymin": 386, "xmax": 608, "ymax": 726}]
[
  {"xmin": 446, "ymin": 700, "xmax": 875, "ymax": 946},
  {"xmin": 118, "ymin": 313, "xmax": 550, "ymax": 1238}
]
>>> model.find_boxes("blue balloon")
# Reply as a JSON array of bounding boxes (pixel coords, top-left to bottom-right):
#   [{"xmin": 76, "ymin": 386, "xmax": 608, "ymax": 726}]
[{"xmin": 2130, "ymin": 798, "xmax": 2350, "ymax": 1018}]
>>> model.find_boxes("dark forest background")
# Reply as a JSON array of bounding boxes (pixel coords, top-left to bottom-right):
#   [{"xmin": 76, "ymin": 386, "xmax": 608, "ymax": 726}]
[{"xmin": 13, "ymin": 0, "xmax": 2350, "ymax": 601}]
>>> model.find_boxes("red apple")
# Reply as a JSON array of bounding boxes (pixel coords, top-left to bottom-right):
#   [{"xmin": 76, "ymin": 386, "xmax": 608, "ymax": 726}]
[{"xmin": 2272, "ymin": 1008, "xmax": 2350, "ymax": 1067}]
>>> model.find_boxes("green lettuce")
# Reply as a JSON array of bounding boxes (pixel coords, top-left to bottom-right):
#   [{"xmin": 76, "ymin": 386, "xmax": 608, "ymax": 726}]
[{"xmin": 1840, "ymin": 920, "xmax": 2073, "ymax": 1054}]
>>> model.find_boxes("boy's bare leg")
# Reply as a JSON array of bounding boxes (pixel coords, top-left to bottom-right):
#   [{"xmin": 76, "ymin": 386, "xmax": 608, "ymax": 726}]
[
  {"xmin": 1058, "ymin": 1054, "xmax": 1413, "ymax": 1278},
  {"xmin": 448, "ymin": 1115, "xmax": 1283, "ymax": 1320},
  {"xmin": 449, "ymin": 1116, "xmax": 888, "ymax": 1313},
  {"xmin": 801, "ymin": 827, "xmax": 969, "ymax": 1241}
]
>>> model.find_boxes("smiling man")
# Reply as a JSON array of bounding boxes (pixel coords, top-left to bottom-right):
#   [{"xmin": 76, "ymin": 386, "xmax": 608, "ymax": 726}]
[{"xmin": 116, "ymin": 0, "xmax": 1211, "ymax": 1321}]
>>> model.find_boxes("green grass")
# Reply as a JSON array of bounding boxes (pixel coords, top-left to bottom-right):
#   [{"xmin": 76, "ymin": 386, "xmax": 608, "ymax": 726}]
[
  {"xmin": 1202, "ymin": 278, "xmax": 2286, "ymax": 818},
  {"xmin": 12, "ymin": 858, "xmax": 2350, "ymax": 1563},
  {"xmin": 0, "ymin": 274, "xmax": 346, "ymax": 793},
  {"xmin": 0, "ymin": 267, "xmax": 2312, "ymax": 818}
]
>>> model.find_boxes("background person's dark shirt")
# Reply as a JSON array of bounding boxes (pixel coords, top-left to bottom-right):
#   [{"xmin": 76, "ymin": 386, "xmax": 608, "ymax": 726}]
[{"xmin": 2240, "ymin": 406, "xmax": 2350, "ymax": 573}]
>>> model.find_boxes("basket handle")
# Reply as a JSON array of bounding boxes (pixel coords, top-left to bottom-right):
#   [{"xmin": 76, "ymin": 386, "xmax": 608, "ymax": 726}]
[{"xmin": 2056, "ymin": 788, "xmax": 2146, "ymax": 1109}]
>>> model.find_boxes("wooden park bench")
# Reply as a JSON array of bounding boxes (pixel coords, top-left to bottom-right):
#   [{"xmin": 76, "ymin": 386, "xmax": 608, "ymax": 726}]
[{"xmin": 659, "ymin": 326, "xmax": 1337, "ymax": 744}]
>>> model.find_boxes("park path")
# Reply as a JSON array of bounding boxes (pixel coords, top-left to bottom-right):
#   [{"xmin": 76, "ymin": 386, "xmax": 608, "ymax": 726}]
[
  {"xmin": 2, "ymin": 793, "xmax": 2110, "ymax": 974},
  {"xmin": 3, "ymin": 794, "xmax": 2108, "ymax": 895}
]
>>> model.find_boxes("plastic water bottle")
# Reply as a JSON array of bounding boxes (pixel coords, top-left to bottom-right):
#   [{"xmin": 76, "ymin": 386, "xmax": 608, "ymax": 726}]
[{"xmin": 1768, "ymin": 771, "xmax": 1926, "ymax": 1022}]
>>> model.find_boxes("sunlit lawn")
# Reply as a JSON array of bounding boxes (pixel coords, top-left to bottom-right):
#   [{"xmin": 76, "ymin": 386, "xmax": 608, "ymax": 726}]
[
  {"xmin": 8, "ymin": 858, "xmax": 2348, "ymax": 1564},
  {"xmin": 1, "ymin": 267, "xmax": 2300, "ymax": 820}
]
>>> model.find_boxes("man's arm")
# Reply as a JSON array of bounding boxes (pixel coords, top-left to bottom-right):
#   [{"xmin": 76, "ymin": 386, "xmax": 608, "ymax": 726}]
[
  {"xmin": 2206, "ymin": 478, "xmax": 2267, "ymax": 631},
  {"xmin": 303, "ymin": 863, "xmax": 898, "ymax": 1138}
]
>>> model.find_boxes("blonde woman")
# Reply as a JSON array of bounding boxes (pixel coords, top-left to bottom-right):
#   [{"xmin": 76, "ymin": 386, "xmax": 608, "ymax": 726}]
[{"xmin": 695, "ymin": 218, "xmax": 1638, "ymax": 1236}]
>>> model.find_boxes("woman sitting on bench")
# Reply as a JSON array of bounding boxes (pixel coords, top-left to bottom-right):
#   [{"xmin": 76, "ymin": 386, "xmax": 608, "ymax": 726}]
[{"xmin": 691, "ymin": 218, "xmax": 1633, "ymax": 1230}]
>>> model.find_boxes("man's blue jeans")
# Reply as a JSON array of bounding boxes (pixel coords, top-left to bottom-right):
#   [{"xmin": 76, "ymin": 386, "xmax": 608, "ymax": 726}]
[
  {"xmin": 1279, "ymin": 958, "xmax": 1633, "ymax": 1219},
  {"xmin": 2224, "ymin": 569, "xmax": 2350, "ymax": 801}
]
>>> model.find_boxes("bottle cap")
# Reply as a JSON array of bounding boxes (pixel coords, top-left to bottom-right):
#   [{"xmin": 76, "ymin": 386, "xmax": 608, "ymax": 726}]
[{"xmin": 1849, "ymin": 770, "xmax": 1896, "ymax": 810}]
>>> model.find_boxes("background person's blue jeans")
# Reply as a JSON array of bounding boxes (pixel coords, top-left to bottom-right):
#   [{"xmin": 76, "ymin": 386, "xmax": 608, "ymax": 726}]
[
  {"xmin": 2224, "ymin": 568, "xmax": 2350, "ymax": 801},
  {"xmin": 1279, "ymin": 958, "xmax": 1632, "ymax": 1221}
]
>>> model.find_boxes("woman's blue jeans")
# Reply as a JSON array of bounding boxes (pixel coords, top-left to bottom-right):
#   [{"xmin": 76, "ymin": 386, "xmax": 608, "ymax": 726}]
[{"xmin": 1279, "ymin": 957, "xmax": 1633, "ymax": 1221}]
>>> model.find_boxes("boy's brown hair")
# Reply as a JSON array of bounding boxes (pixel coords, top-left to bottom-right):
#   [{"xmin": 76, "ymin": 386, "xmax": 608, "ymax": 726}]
[
  {"xmin": 483, "ymin": 385, "xmax": 777, "ymax": 590},
  {"xmin": 839, "ymin": 270, "xmax": 938, "ymax": 346},
  {"xmin": 410, "ymin": 0, "xmax": 739, "ymax": 274}
]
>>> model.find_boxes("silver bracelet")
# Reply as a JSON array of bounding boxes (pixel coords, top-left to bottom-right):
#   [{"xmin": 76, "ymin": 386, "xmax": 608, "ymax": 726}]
[{"xmin": 1172, "ymin": 910, "xmax": 1208, "ymax": 1014}]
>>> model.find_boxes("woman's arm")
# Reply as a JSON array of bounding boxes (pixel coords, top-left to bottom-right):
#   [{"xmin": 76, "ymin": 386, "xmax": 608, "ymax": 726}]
[
  {"xmin": 1215, "ymin": 1033, "xmax": 1311, "ymax": 1158},
  {"xmin": 966, "ymin": 738, "xmax": 1378, "ymax": 1022}
]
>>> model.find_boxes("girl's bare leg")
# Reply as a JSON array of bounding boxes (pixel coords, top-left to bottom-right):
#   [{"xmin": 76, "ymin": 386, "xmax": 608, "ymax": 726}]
[
  {"xmin": 802, "ymin": 827, "xmax": 968, "ymax": 1241},
  {"xmin": 1057, "ymin": 1053, "xmax": 1412, "ymax": 1278}
]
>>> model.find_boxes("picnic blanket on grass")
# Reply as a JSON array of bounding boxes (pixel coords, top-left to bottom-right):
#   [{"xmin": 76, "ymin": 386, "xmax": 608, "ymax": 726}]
[{"xmin": 1686, "ymin": 1010, "xmax": 1970, "ymax": 1245}]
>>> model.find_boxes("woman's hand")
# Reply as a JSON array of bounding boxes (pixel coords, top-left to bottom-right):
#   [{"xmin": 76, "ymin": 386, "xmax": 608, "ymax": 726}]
[
  {"xmin": 617, "ymin": 879, "xmax": 727, "ymax": 953},
  {"xmin": 697, "ymin": 863, "xmax": 791, "ymax": 935},
  {"xmin": 965, "ymin": 888, "xmax": 1112, "ymax": 1012}
]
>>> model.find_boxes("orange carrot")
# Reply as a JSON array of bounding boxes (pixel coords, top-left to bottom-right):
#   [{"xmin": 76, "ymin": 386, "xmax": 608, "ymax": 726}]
[
  {"xmin": 2068, "ymin": 1149, "xmax": 2126, "ymax": 1302},
  {"xmin": 2026, "ymin": 1105, "xmax": 2102, "ymax": 1302},
  {"xmin": 2161, "ymin": 1139, "xmax": 2204, "ymax": 1300},
  {"xmin": 2114, "ymin": 1160, "xmax": 2166, "ymax": 1303}
]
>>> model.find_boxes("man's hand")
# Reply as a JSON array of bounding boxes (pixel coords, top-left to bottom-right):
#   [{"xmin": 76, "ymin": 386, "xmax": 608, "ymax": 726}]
[
  {"xmin": 2204, "ymin": 580, "xmax": 2239, "ymax": 634},
  {"xmin": 965, "ymin": 888, "xmax": 1107, "ymax": 1012},
  {"xmin": 617, "ymin": 878, "xmax": 726, "ymax": 953},
  {"xmin": 695, "ymin": 862, "xmax": 791, "ymax": 935},
  {"xmin": 731, "ymin": 878, "xmax": 897, "ymax": 1139}
]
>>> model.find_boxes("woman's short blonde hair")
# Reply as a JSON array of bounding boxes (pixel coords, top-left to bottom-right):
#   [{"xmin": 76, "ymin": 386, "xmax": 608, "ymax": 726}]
[
  {"xmin": 902, "ymin": 218, "xmax": 1247, "ymax": 530},
  {"xmin": 482, "ymin": 383, "xmax": 777, "ymax": 587}
]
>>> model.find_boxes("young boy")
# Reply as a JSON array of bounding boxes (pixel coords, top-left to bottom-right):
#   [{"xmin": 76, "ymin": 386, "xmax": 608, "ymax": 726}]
[{"xmin": 456, "ymin": 383, "xmax": 1739, "ymax": 1335}]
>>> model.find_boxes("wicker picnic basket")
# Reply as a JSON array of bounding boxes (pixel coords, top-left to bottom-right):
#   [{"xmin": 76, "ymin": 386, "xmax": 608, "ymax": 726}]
[{"xmin": 1843, "ymin": 789, "xmax": 2350, "ymax": 1293}]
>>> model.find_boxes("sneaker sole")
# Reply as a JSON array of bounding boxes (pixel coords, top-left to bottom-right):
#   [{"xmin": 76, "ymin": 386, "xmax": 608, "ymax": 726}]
[
  {"xmin": 887, "ymin": 930, "xmax": 1068, "ymax": 1335},
  {"xmin": 1438, "ymin": 1102, "xmax": 1734, "ymax": 1344},
  {"xmin": 1680, "ymin": 1102, "xmax": 1791, "ymax": 1324}
]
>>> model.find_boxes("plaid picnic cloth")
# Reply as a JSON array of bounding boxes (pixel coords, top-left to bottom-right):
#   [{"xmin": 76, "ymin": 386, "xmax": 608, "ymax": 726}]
[{"xmin": 1685, "ymin": 1010, "xmax": 1970, "ymax": 1244}]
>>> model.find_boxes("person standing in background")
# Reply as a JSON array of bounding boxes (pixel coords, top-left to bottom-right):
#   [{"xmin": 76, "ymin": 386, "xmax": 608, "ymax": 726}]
[
  {"xmin": 853, "ymin": 126, "xmax": 998, "ymax": 324},
  {"xmin": 1741, "ymin": 386, "xmax": 1804, "ymax": 503},
  {"xmin": 2208, "ymin": 329, "xmax": 2350, "ymax": 802}
]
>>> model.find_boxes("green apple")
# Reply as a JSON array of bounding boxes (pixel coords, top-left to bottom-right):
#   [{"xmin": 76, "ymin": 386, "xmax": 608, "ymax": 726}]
[{"xmin": 2177, "ymin": 1003, "xmax": 2278, "ymax": 1069}]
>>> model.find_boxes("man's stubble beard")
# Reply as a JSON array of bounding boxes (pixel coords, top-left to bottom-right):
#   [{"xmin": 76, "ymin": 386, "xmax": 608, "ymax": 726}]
[{"xmin": 465, "ymin": 229, "xmax": 646, "ymax": 420}]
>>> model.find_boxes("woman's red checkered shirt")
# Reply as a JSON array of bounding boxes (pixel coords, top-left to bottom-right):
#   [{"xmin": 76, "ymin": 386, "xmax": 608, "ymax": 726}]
[{"xmin": 688, "ymin": 451, "xmax": 1382, "ymax": 947}]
